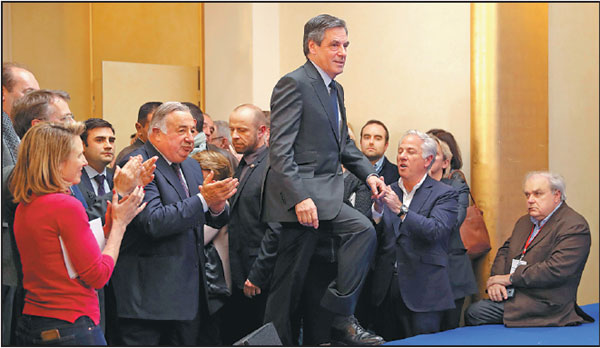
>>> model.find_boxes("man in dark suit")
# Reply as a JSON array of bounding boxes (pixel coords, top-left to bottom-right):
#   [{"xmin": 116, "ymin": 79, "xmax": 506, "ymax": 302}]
[
  {"xmin": 370, "ymin": 130, "xmax": 458, "ymax": 340},
  {"xmin": 78, "ymin": 118, "xmax": 116, "ymax": 197},
  {"xmin": 218, "ymin": 104, "xmax": 270, "ymax": 344},
  {"xmin": 465, "ymin": 171, "xmax": 593, "ymax": 327},
  {"xmin": 111, "ymin": 102, "xmax": 238, "ymax": 345},
  {"xmin": 115, "ymin": 101, "xmax": 161, "ymax": 165},
  {"xmin": 360, "ymin": 120, "xmax": 399, "ymax": 185},
  {"xmin": 262, "ymin": 14, "xmax": 386, "ymax": 345}
]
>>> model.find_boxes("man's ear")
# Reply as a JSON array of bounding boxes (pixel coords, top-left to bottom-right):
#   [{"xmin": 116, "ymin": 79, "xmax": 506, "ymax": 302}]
[
  {"xmin": 2, "ymin": 86, "xmax": 7, "ymax": 103},
  {"xmin": 31, "ymin": 118, "xmax": 41, "ymax": 128},
  {"xmin": 135, "ymin": 122, "xmax": 143, "ymax": 133}
]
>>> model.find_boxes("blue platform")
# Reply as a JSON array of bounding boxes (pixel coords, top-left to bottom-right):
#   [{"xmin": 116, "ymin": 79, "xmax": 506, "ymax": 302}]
[{"xmin": 386, "ymin": 303, "xmax": 599, "ymax": 346}]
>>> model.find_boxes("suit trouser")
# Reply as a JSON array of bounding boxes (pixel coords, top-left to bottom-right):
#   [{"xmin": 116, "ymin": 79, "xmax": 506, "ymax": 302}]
[
  {"xmin": 219, "ymin": 287, "xmax": 268, "ymax": 345},
  {"xmin": 117, "ymin": 314, "xmax": 202, "ymax": 346},
  {"xmin": 263, "ymin": 204, "xmax": 377, "ymax": 345},
  {"xmin": 373, "ymin": 273, "xmax": 444, "ymax": 341}
]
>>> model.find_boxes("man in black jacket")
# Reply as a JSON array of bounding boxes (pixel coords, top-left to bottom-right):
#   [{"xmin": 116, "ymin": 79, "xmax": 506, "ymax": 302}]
[{"xmin": 219, "ymin": 104, "xmax": 270, "ymax": 344}]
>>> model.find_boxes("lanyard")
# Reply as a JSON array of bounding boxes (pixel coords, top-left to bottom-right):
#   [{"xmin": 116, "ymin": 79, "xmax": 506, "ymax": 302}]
[{"xmin": 520, "ymin": 222, "xmax": 546, "ymax": 260}]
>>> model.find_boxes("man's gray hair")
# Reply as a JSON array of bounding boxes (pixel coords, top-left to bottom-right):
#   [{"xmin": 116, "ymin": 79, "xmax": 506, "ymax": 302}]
[
  {"xmin": 303, "ymin": 14, "xmax": 347, "ymax": 57},
  {"xmin": 525, "ymin": 171, "xmax": 567, "ymax": 201},
  {"xmin": 400, "ymin": 129, "xmax": 438, "ymax": 171},
  {"xmin": 149, "ymin": 101, "xmax": 190, "ymax": 134},
  {"xmin": 213, "ymin": 120, "xmax": 232, "ymax": 144}
]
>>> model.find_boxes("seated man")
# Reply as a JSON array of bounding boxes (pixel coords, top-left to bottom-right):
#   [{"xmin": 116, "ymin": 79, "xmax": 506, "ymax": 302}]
[{"xmin": 465, "ymin": 171, "xmax": 594, "ymax": 327}]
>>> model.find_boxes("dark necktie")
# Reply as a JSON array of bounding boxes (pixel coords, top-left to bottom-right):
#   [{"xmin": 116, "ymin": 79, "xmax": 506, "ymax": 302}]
[
  {"xmin": 328, "ymin": 81, "xmax": 340, "ymax": 139},
  {"xmin": 172, "ymin": 163, "xmax": 190, "ymax": 198},
  {"xmin": 237, "ymin": 158, "xmax": 250, "ymax": 183},
  {"xmin": 94, "ymin": 174, "xmax": 106, "ymax": 196}
]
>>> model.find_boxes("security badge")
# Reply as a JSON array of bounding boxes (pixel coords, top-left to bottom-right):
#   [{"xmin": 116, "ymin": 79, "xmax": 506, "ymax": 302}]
[{"xmin": 507, "ymin": 258, "xmax": 527, "ymax": 298}]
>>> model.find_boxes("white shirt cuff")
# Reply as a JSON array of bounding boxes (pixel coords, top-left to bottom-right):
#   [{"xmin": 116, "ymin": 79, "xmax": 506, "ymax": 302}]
[
  {"xmin": 197, "ymin": 193, "xmax": 209, "ymax": 213},
  {"xmin": 371, "ymin": 204, "xmax": 383, "ymax": 224}
]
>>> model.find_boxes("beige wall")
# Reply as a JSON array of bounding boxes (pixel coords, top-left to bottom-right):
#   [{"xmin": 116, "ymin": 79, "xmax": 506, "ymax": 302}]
[
  {"xmin": 548, "ymin": 3, "xmax": 599, "ymax": 305},
  {"xmin": 3, "ymin": 3, "xmax": 92, "ymax": 121}
]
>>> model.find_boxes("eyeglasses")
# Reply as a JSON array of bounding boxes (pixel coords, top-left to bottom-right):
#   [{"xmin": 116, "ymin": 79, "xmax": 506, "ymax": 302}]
[{"xmin": 59, "ymin": 114, "xmax": 75, "ymax": 123}]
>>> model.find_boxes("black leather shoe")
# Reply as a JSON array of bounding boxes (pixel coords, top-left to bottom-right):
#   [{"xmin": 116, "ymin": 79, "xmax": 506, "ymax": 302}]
[{"xmin": 331, "ymin": 315, "xmax": 385, "ymax": 346}]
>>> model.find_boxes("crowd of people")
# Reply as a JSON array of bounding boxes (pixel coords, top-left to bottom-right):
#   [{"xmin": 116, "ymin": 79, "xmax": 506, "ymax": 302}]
[{"xmin": 1, "ymin": 13, "xmax": 594, "ymax": 346}]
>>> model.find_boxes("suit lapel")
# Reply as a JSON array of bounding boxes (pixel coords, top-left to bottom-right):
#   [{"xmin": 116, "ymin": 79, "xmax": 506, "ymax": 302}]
[
  {"xmin": 80, "ymin": 169, "xmax": 94, "ymax": 193},
  {"xmin": 106, "ymin": 167, "xmax": 115, "ymax": 189},
  {"xmin": 146, "ymin": 142, "xmax": 189, "ymax": 200},
  {"xmin": 231, "ymin": 149, "xmax": 267, "ymax": 209},
  {"xmin": 305, "ymin": 61, "xmax": 341, "ymax": 146},
  {"xmin": 391, "ymin": 183, "xmax": 403, "ymax": 239},
  {"xmin": 409, "ymin": 176, "xmax": 434, "ymax": 215}
]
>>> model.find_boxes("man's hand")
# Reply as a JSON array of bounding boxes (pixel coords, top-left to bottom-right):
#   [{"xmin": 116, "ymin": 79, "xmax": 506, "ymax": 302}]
[
  {"xmin": 295, "ymin": 198, "xmax": 319, "ymax": 229},
  {"xmin": 366, "ymin": 175, "xmax": 386, "ymax": 200},
  {"xmin": 487, "ymin": 283, "xmax": 508, "ymax": 302},
  {"xmin": 486, "ymin": 274, "xmax": 512, "ymax": 288},
  {"xmin": 381, "ymin": 185, "xmax": 403, "ymax": 215},
  {"xmin": 113, "ymin": 155, "xmax": 158, "ymax": 196},
  {"xmin": 199, "ymin": 170, "xmax": 238, "ymax": 212},
  {"xmin": 244, "ymin": 279, "xmax": 262, "ymax": 298},
  {"xmin": 140, "ymin": 156, "xmax": 158, "ymax": 186}
]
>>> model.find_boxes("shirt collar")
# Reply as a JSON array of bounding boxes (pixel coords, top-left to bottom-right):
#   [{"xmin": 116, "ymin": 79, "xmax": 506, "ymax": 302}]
[
  {"xmin": 398, "ymin": 173, "xmax": 428, "ymax": 196},
  {"xmin": 83, "ymin": 165, "xmax": 106, "ymax": 178},
  {"xmin": 530, "ymin": 201, "xmax": 563, "ymax": 227},
  {"xmin": 242, "ymin": 145, "xmax": 266, "ymax": 166},
  {"xmin": 310, "ymin": 60, "xmax": 333, "ymax": 89},
  {"xmin": 373, "ymin": 156, "xmax": 385, "ymax": 174}
]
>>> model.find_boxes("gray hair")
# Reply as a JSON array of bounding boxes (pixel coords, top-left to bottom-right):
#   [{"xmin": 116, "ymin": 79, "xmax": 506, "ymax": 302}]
[
  {"xmin": 524, "ymin": 171, "xmax": 567, "ymax": 201},
  {"xmin": 149, "ymin": 101, "xmax": 190, "ymax": 135},
  {"xmin": 400, "ymin": 129, "xmax": 438, "ymax": 171},
  {"xmin": 303, "ymin": 14, "xmax": 347, "ymax": 57},
  {"xmin": 213, "ymin": 120, "xmax": 232, "ymax": 144},
  {"xmin": 13, "ymin": 89, "xmax": 71, "ymax": 138}
]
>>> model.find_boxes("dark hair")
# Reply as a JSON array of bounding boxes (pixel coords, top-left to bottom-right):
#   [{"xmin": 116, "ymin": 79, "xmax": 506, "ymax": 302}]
[
  {"xmin": 13, "ymin": 89, "xmax": 71, "ymax": 138},
  {"xmin": 182, "ymin": 102, "xmax": 204, "ymax": 133},
  {"xmin": 81, "ymin": 118, "xmax": 115, "ymax": 146},
  {"xmin": 2, "ymin": 62, "xmax": 31, "ymax": 91},
  {"xmin": 360, "ymin": 119, "xmax": 389, "ymax": 143},
  {"xmin": 303, "ymin": 14, "xmax": 347, "ymax": 57},
  {"xmin": 137, "ymin": 102, "xmax": 162, "ymax": 125},
  {"xmin": 427, "ymin": 128, "xmax": 463, "ymax": 170}
]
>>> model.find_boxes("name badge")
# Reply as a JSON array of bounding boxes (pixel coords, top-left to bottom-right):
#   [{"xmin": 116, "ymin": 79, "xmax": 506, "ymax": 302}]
[{"xmin": 510, "ymin": 258, "xmax": 527, "ymax": 274}]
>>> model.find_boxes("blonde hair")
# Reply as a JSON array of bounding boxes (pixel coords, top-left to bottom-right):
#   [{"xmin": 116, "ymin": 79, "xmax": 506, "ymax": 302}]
[
  {"xmin": 190, "ymin": 150, "xmax": 233, "ymax": 181},
  {"xmin": 439, "ymin": 141, "xmax": 453, "ymax": 178},
  {"xmin": 10, "ymin": 121, "xmax": 85, "ymax": 203}
]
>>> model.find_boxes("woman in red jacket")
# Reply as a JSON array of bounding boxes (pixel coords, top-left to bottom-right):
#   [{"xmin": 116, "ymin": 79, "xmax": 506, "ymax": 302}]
[{"xmin": 9, "ymin": 122, "xmax": 146, "ymax": 345}]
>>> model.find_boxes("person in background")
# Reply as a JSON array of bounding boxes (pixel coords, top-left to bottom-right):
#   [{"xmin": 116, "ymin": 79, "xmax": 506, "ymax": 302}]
[
  {"xmin": 115, "ymin": 101, "xmax": 161, "ymax": 165},
  {"xmin": 465, "ymin": 172, "xmax": 593, "ymax": 327},
  {"xmin": 428, "ymin": 135, "xmax": 477, "ymax": 330},
  {"xmin": 2, "ymin": 62, "xmax": 40, "ymax": 346},
  {"xmin": 182, "ymin": 102, "xmax": 207, "ymax": 155},
  {"xmin": 10, "ymin": 121, "xmax": 146, "ymax": 345},
  {"xmin": 360, "ymin": 120, "xmax": 399, "ymax": 185}
]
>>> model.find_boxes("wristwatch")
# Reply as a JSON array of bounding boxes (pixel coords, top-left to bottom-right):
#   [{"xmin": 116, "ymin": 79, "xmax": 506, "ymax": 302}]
[{"xmin": 397, "ymin": 204, "xmax": 409, "ymax": 218}]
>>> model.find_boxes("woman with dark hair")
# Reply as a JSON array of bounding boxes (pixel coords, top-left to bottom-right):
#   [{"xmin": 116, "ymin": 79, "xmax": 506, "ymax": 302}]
[
  {"xmin": 427, "ymin": 131, "xmax": 477, "ymax": 331},
  {"xmin": 10, "ymin": 122, "xmax": 146, "ymax": 345}
]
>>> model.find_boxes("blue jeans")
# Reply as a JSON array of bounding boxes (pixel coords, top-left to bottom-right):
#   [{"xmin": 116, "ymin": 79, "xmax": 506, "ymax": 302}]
[{"xmin": 15, "ymin": 314, "xmax": 106, "ymax": 346}]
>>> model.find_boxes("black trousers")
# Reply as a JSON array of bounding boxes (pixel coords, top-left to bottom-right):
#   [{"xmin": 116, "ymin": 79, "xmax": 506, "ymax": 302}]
[
  {"xmin": 116, "ymin": 314, "xmax": 202, "ymax": 346},
  {"xmin": 263, "ymin": 204, "xmax": 377, "ymax": 345},
  {"xmin": 440, "ymin": 297, "xmax": 466, "ymax": 331},
  {"xmin": 219, "ymin": 287, "xmax": 268, "ymax": 345}
]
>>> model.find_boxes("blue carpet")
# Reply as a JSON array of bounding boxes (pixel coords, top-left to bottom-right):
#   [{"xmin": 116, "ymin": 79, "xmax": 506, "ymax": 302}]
[{"xmin": 386, "ymin": 303, "xmax": 599, "ymax": 346}]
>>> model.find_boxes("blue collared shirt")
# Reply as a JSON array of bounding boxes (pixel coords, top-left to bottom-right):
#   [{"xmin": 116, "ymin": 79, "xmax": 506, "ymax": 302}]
[
  {"xmin": 373, "ymin": 156, "xmax": 385, "ymax": 175},
  {"xmin": 527, "ymin": 201, "xmax": 563, "ymax": 244}
]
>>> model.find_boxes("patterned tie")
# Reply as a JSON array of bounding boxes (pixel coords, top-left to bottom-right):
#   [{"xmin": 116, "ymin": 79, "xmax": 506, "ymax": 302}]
[
  {"xmin": 328, "ymin": 81, "xmax": 340, "ymax": 140},
  {"xmin": 94, "ymin": 174, "xmax": 106, "ymax": 196},
  {"xmin": 172, "ymin": 163, "xmax": 190, "ymax": 198}
]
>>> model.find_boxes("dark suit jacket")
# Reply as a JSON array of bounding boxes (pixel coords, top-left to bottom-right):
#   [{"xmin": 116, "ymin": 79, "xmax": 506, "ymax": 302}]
[
  {"xmin": 111, "ymin": 141, "xmax": 228, "ymax": 321},
  {"xmin": 114, "ymin": 138, "xmax": 144, "ymax": 166},
  {"xmin": 378, "ymin": 156, "xmax": 400, "ymax": 186},
  {"xmin": 441, "ymin": 176, "xmax": 477, "ymax": 300},
  {"xmin": 492, "ymin": 202, "xmax": 593, "ymax": 327},
  {"xmin": 228, "ymin": 147, "xmax": 269, "ymax": 290},
  {"xmin": 76, "ymin": 168, "xmax": 114, "ymax": 224},
  {"xmin": 262, "ymin": 60, "xmax": 374, "ymax": 222},
  {"xmin": 371, "ymin": 175, "xmax": 458, "ymax": 312}
]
